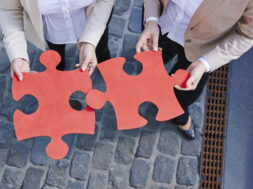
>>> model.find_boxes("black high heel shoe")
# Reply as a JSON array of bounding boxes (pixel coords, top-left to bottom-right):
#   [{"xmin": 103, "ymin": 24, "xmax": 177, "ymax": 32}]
[{"xmin": 179, "ymin": 116, "xmax": 195, "ymax": 140}]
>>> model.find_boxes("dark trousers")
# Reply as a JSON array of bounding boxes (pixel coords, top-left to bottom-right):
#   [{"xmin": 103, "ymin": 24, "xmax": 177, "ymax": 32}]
[
  {"xmin": 158, "ymin": 34, "xmax": 209, "ymax": 125},
  {"xmin": 47, "ymin": 16, "xmax": 111, "ymax": 70}
]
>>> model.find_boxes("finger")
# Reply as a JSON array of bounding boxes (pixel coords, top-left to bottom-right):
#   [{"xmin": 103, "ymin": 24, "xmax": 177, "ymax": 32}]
[
  {"xmin": 29, "ymin": 71, "xmax": 38, "ymax": 73},
  {"xmin": 152, "ymin": 34, "xmax": 159, "ymax": 51},
  {"xmin": 174, "ymin": 84, "xmax": 192, "ymax": 91},
  {"xmin": 136, "ymin": 36, "xmax": 145, "ymax": 53},
  {"xmin": 81, "ymin": 58, "xmax": 90, "ymax": 72},
  {"xmin": 142, "ymin": 43, "xmax": 149, "ymax": 51},
  {"xmin": 76, "ymin": 63, "xmax": 81, "ymax": 67},
  {"xmin": 158, "ymin": 47, "xmax": 163, "ymax": 51},
  {"xmin": 13, "ymin": 66, "xmax": 23, "ymax": 81}
]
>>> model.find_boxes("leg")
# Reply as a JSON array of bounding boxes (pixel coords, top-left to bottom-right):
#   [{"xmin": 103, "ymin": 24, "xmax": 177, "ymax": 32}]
[
  {"xmin": 47, "ymin": 41, "xmax": 66, "ymax": 71},
  {"xmin": 170, "ymin": 45, "xmax": 209, "ymax": 125}
]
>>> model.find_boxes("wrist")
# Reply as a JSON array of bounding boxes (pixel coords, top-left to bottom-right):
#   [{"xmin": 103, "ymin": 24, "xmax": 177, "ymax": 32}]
[{"xmin": 196, "ymin": 61, "xmax": 207, "ymax": 74}]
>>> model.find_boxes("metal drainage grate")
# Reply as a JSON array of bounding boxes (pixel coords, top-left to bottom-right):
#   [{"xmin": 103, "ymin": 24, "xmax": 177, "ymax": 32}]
[{"xmin": 201, "ymin": 64, "xmax": 230, "ymax": 189}]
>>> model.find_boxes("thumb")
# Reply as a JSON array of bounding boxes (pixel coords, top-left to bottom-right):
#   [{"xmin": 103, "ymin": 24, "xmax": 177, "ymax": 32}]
[{"xmin": 81, "ymin": 56, "xmax": 90, "ymax": 72}]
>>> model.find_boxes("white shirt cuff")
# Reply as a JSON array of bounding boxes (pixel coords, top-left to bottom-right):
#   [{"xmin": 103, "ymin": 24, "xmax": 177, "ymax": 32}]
[
  {"xmin": 198, "ymin": 57, "xmax": 211, "ymax": 72},
  {"xmin": 145, "ymin": 17, "xmax": 159, "ymax": 27}
]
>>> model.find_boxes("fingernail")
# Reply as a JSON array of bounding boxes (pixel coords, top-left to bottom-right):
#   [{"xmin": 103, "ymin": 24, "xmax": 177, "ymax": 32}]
[
  {"xmin": 19, "ymin": 76, "xmax": 22, "ymax": 81},
  {"xmin": 82, "ymin": 67, "xmax": 85, "ymax": 72}
]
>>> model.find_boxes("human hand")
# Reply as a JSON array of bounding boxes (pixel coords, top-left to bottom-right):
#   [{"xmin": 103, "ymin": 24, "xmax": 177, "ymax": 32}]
[
  {"xmin": 136, "ymin": 20, "xmax": 161, "ymax": 53},
  {"xmin": 175, "ymin": 61, "xmax": 207, "ymax": 91},
  {"xmin": 11, "ymin": 58, "xmax": 30, "ymax": 81},
  {"xmin": 77, "ymin": 42, "xmax": 98, "ymax": 75}
]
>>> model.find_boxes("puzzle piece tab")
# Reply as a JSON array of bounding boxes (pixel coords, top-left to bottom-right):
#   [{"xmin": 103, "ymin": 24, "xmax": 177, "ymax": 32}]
[
  {"xmin": 86, "ymin": 51, "xmax": 190, "ymax": 130},
  {"xmin": 12, "ymin": 50, "xmax": 95, "ymax": 160}
]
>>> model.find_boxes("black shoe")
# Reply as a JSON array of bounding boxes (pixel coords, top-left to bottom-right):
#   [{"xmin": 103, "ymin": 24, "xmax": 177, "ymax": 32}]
[{"xmin": 179, "ymin": 117, "xmax": 195, "ymax": 140}]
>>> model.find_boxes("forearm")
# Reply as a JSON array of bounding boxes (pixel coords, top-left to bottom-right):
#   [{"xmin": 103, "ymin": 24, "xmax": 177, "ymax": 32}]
[
  {"xmin": 143, "ymin": 0, "xmax": 161, "ymax": 23},
  {"xmin": 203, "ymin": 30, "xmax": 253, "ymax": 71},
  {"xmin": 78, "ymin": 0, "xmax": 115, "ymax": 47},
  {"xmin": 0, "ymin": 2, "xmax": 29, "ymax": 63}
]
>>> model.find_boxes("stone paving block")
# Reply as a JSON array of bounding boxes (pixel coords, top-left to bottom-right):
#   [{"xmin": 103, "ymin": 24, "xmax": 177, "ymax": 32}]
[
  {"xmin": 108, "ymin": 36, "xmax": 121, "ymax": 58},
  {"xmin": 177, "ymin": 157, "xmax": 198, "ymax": 186},
  {"xmin": 158, "ymin": 126, "xmax": 181, "ymax": 156},
  {"xmin": 113, "ymin": 0, "xmax": 131, "ymax": 15},
  {"xmin": 0, "ymin": 149, "xmax": 8, "ymax": 172},
  {"xmin": 42, "ymin": 185, "xmax": 59, "ymax": 189},
  {"xmin": 95, "ymin": 109, "xmax": 103, "ymax": 121},
  {"xmin": 0, "ymin": 121, "xmax": 13, "ymax": 148},
  {"xmin": 149, "ymin": 186, "xmax": 172, "ymax": 189},
  {"xmin": 128, "ymin": 8, "xmax": 142, "ymax": 33},
  {"xmin": 0, "ymin": 168, "xmax": 23, "ymax": 189},
  {"xmin": 176, "ymin": 186, "xmax": 195, "ymax": 189},
  {"xmin": 181, "ymin": 130, "xmax": 202, "ymax": 156},
  {"xmin": 92, "ymin": 141, "xmax": 114, "ymax": 170},
  {"xmin": 0, "ymin": 75, "xmax": 6, "ymax": 101},
  {"xmin": 27, "ymin": 42, "xmax": 40, "ymax": 67},
  {"xmin": 87, "ymin": 171, "xmax": 108, "ymax": 189},
  {"xmin": 108, "ymin": 166, "xmax": 128, "ymax": 189},
  {"xmin": 62, "ymin": 134, "xmax": 75, "ymax": 158},
  {"xmin": 76, "ymin": 126, "xmax": 98, "ymax": 151},
  {"xmin": 136, "ymin": 130, "xmax": 156, "ymax": 159},
  {"xmin": 121, "ymin": 35, "xmax": 139, "ymax": 61},
  {"xmin": 7, "ymin": 142, "xmax": 30, "ymax": 168},
  {"xmin": 189, "ymin": 102, "xmax": 205, "ymax": 129},
  {"xmin": 66, "ymin": 180, "xmax": 84, "ymax": 189},
  {"xmin": 109, "ymin": 16, "xmax": 125, "ymax": 37},
  {"xmin": 0, "ymin": 92, "xmax": 17, "ymax": 121},
  {"xmin": 0, "ymin": 48, "xmax": 10, "ymax": 72},
  {"xmin": 134, "ymin": 0, "xmax": 143, "ymax": 7},
  {"xmin": 70, "ymin": 151, "xmax": 90, "ymax": 180},
  {"xmin": 99, "ymin": 116, "xmax": 117, "ymax": 142},
  {"xmin": 153, "ymin": 155, "xmax": 175, "ymax": 184},
  {"xmin": 114, "ymin": 136, "xmax": 135, "ymax": 165},
  {"xmin": 123, "ymin": 61, "xmax": 136, "ymax": 75},
  {"xmin": 130, "ymin": 158, "xmax": 151, "ymax": 188},
  {"xmin": 22, "ymin": 167, "xmax": 44, "ymax": 189},
  {"xmin": 45, "ymin": 159, "xmax": 69, "ymax": 188},
  {"xmin": 30, "ymin": 137, "xmax": 50, "ymax": 165},
  {"xmin": 118, "ymin": 128, "xmax": 140, "ymax": 137}
]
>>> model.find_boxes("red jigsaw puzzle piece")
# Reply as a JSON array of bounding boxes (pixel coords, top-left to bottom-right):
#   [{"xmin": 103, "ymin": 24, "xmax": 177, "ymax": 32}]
[
  {"xmin": 86, "ymin": 51, "xmax": 190, "ymax": 130},
  {"xmin": 12, "ymin": 50, "xmax": 95, "ymax": 160}
]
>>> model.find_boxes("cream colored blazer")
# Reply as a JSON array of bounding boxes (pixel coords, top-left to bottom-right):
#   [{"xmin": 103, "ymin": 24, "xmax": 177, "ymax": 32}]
[
  {"xmin": 0, "ymin": 0, "xmax": 114, "ymax": 63},
  {"xmin": 144, "ymin": 0, "xmax": 253, "ymax": 71}
]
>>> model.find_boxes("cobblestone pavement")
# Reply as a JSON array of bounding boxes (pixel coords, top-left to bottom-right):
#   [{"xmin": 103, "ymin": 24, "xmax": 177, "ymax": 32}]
[{"xmin": 0, "ymin": 0, "xmax": 207, "ymax": 188}]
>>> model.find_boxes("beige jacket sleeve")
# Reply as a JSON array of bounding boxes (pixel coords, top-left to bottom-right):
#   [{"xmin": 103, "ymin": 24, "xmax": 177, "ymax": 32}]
[
  {"xmin": 79, "ymin": 0, "xmax": 115, "ymax": 47},
  {"xmin": 0, "ymin": 0, "xmax": 29, "ymax": 63},
  {"xmin": 143, "ymin": 0, "xmax": 162, "ymax": 23},
  {"xmin": 203, "ymin": 1, "xmax": 253, "ymax": 71}
]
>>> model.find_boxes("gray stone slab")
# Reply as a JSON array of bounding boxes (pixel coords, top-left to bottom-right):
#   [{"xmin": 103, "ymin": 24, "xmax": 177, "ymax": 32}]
[
  {"xmin": 76, "ymin": 126, "xmax": 98, "ymax": 151},
  {"xmin": 114, "ymin": 136, "xmax": 135, "ymax": 165},
  {"xmin": 45, "ymin": 160, "xmax": 69, "ymax": 188},
  {"xmin": 87, "ymin": 172, "xmax": 108, "ymax": 189},
  {"xmin": 153, "ymin": 155, "xmax": 175, "ymax": 184},
  {"xmin": 0, "ymin": 121, "xmax": 13, "ymax": 148},
  {"xmin": 0, "ymin": 75, "xmax": 6, "ymax": 100},
  {"xmin": 92, "ymin": 141, "xmax": 114, "ymax": 170},
  {"xmin": 113, "ymin": 0, "xmax": 131, "ymax": 15},
  {"xmin": 70, "ymin": 151, "xmax": 90, "ymax": 180},
  {"xmin": 181, "ymin": 130, "xmax": 202, "ymax": 156},
  {"xmin": 22, "ymin": 167, "xmax": 44, "ymax": 189},
  {"xmin": 176, "ymin": 157, "xmax": 198, "ymax": 186},
  {"xmin": 18, "ymin": 94, "xmax": 38, "ymax": 114},
  {"xmin": 66, "ymin": 180, "xmax": 84, "ymax": 189},
  {"xmin": 62, "ymin": 134, "xmax": 75, "ymax": 159},
  {"xmin": 30, "ymin": 137, "xmax": 50, "ymax": 165},
  {"xmin": 134, "ymin": 0, "xmax": 143, "ymax": 7},
  {"xmin": 130, "ymin": 158, "xmax": 151, "ymax": 188},
  {"xmin": 108, "ymin": 166, "xmax": 128, "ymax": 189},
  {"xmin": 158, "ymin": 126, "xmax": 181, "ymax": 156},
  {"xmin": 0, "ymin": 48, "xmax": 10, "ymax": 72},
  {"xmin": 128, "ymin": 8, "xmax": 142, "ymax": 33},
  {"xmin": 7, "ymin": 142, "xmax": 30, "ymax": 168},
  {"xmin": 121, "ymin": 35, "xmax": 139, "ymax": 61},
  {"xmin": 136, "ymin": 130, "xmax": 156, "ymax": 159},
  {"xmin": 0, "ymin": 149, "xmax": 8, "ymax": 173},
  {"xmin": 109, "ymin": 16, "xmax": 125, "ymax": 37},
  {"xmin": 0, "ymin": 168, "xmax": 23, "ymax": 189},
  {"xmin": 99, "ymin": 116, "xmax": 117, "ymax": 142}
]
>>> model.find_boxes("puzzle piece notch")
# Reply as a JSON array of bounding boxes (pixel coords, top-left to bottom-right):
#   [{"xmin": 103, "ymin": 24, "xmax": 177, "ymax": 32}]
[
  {"xmin": 13, "ymin": 50, "xmax": 95, "ymax": 160},
  {"xmin": 86, "ymin": 51, "xmax": 190, "ymax": 130}
]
